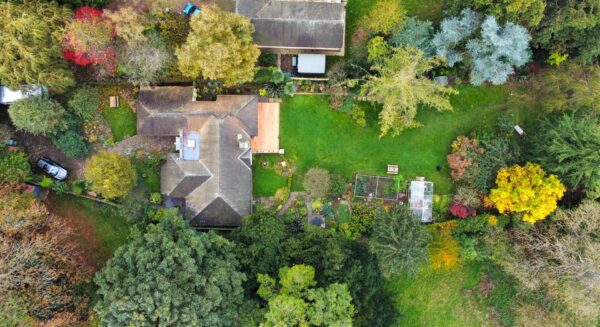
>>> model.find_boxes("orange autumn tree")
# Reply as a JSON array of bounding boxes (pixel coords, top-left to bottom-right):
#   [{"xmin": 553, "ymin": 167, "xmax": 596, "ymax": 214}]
[{"xmin": 489, "ymin": 163, "xmax": 566, "ymax": 224}]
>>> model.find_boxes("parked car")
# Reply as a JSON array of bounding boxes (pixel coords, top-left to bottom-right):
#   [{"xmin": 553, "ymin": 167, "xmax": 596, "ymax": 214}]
[
  {"xmin": 183, "ymin": 3, "xmax": 201, "ymax": 16},
  {"xmin": 0, "ymin": 86, "xmax": 45, "ymax": 104},
  {"xmin": 36, "ymin": 156, "xmax": 68, "ymax": 181},
  {"xmin": 5, "ymin": 138, "xmax": 18, "ymax": 147}
]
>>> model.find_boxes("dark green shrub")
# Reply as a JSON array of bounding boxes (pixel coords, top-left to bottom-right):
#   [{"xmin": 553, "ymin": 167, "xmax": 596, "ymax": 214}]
[
  {"xmin": 8, "ymin": 96, "xmax": 67, "ymax": 136},
  {"xmin": 53, "ymin": 130, "xmax": 89, "ymax": 158},
  {"xmin": 52, "ymin": 181, "xmax": 69, "ymax": 193},
  {"xmin": 68, "ymin": 86, "xmax": 100, "ymax": 120},
  {"xmin": 259, "ymin": 53, "xmax": 277, "ymax": 66}
]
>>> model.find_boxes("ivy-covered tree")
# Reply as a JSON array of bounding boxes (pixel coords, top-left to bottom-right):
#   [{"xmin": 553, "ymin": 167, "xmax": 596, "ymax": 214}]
[
  {"xmin": 489, "ymin": 163, "xmax": 566, "ymax": 224},
  {"xmin": 361, "ymin": 46, "xmax": 457, "ymax": 136},
  {"xmin": 443, "ymin": 0, "xmax": 546, "ymax": 28},
  {"xmin": 94, "ymin": 216, "xmax": 245, "ymax": 326},
  {"xmin": 433, "ymin": 9, "xmax": 531, "ymax": 85},
  {"xmin": 8, "ymin": 96, "xmax": 67, "ymax": 136},
  {"xmin": 176, "ymin": 6, "xmax": 260, "ymax": 86},
  {"xmin": 528, "ymin": 112, "xmax": 600, "ymax": 198},
  {"xmin": 0, "ymin": 1, "xmax": 74, "ymax": 92},
  {"xmin": 84, "ymin": 151, "xmax": 137, "ymax": 199},
  {"xmin": 535, "ymin": 0, "xmax": 600, "ymax": 63},
  {"xmin": 370, "ymin": 205, "xmax": 431, "ymax": 277},
  {"xmin": 258, "ymin": 264, "xmax": 354, "ymax": 327}
]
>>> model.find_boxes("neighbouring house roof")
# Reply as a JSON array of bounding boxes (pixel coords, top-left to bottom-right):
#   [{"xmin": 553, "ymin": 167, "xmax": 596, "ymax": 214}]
[
  {"xmin": 137, "ymin": 86, "xmax": 257, "ymax": 227},
  {"xmin": 236, "ymin": 0, "xmax": 346, "ymax": 53}
]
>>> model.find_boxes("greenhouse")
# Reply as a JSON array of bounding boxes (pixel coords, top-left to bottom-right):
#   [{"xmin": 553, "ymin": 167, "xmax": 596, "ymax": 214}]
[{"xmin": 409, "ymin": 178, "xmax": 434, "ymax": 223}]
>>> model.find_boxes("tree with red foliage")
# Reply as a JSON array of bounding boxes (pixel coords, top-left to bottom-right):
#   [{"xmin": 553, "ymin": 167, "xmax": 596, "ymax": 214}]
[{"xmin": 62, "ymin": 6, "xmax": 116, "ymax": 76}]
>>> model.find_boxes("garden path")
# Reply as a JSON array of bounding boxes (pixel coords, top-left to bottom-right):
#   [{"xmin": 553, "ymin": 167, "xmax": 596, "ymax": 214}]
[
  {"xmin": 109, "ymin": 135, "xmax": 174, "ymax": 156},
  {"xmin": 278, "ymin": 191, "xmax": 307, "ymax": 216}
]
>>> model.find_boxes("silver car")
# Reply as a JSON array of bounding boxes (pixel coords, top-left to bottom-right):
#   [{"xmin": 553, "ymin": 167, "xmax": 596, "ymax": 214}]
[{"xmin": 36, "ymin": 156, "xmax": 68, "ymax": 181}]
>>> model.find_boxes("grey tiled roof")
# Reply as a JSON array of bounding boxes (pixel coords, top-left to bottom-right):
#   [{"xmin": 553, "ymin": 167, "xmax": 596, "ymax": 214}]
[
  {"xmin": 236, "ymin": 0, "xmax": 346, "ymax": 51},
  {"xmin": 139, "ymin": 86, "xmax": 256, "ymax": 227}
]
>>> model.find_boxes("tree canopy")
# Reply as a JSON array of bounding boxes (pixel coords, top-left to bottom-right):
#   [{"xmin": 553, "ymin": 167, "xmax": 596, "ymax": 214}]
[
  {"xmin": 8, "ymin": 96, "xmax": 67, "ymax": 136},
  {"xmin": 84, "ymin": 151, "xmax": 137, "ymax": 199},
  {"xmin": 176, "ymin": 6, "xmax": 259, "ymax": 86},
  {"xmin": 94, "ymin": 216, "xmax": 246, "ymax": 326},
  {"xmin": 489, "ymin": 163, "xmax": 566, "ymax": 224},
  {"xmin": 361, "ymin": 46, "xmax": 457, "ymax": 136},
  {"xmin": 0, "ymin": 1, "xmax": 74, "ymax": 92},
  {"xmin": 534, "ymin": 0, "xmax": 600, "ymax": 63},
  {"xmin": 258, "ymin": 264, "xmax": 354, "ymax": 327},
  {"xmin": 370, "ymin": 205, "xmax": 431, "ymax": 277},
  {"xmin": 528, "ymin": 112, "xmax": 600, "ymax": 198},
  {"xmin": 443, "ymin": 0, "xmax": 546, "ymax": 28}
]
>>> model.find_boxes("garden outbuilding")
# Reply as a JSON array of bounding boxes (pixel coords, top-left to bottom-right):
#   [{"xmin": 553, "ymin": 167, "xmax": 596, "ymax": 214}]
[{"xmin": 409, "ymin": 178, "xmax": 434, "ymax": 223}]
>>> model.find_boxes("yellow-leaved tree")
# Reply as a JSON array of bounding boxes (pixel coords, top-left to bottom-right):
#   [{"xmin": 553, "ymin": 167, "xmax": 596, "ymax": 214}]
[
  {"xmin": 176, "ymin": 5, "xmax": 259, "ymax": 86},
  {"xmin": 489, "ymin": 163, "xmax": 565, "ymax": 224},
  {"xmin": 84, "ymin": 151, "xmax": 137, "ymax": 199}
]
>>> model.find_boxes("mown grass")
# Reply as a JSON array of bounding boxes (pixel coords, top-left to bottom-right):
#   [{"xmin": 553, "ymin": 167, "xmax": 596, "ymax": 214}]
[
  {"xmin": 387, "ymin": 261, "xmax": 491, "ymax": 327},
  {"xmin": 257, "ymin": 85, "xmax": 530, "ymax": 196},
  {"xmin": 253, "ymin": 155, "xmax": 289, "ymax": 197},
  {"xmin": 102, "ymin": 102, "xmax": 137, "ymax": 142}
]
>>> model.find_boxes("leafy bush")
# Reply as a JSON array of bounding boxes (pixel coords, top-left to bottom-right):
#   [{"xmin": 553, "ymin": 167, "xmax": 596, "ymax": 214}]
[
  {"xmin": 361, "ymin": 0, "xmax": 407, "ymax": 35},
  {"xmin": 149, "ymin": 192, "xmax": 162, "ymax": 204},
  {"xmin": 302, "ymin": 168, "xmax": 331, "ymax": 198},
  {"xmin": 71, "ymin": 180, "xmax": 87, "ymax": 195},
  {"xmin": 84, "ymin": 151, "xmax": 137, "ymax": 199},
  {"xmin": 8, "ymin": 96, "xmax": 67, "ymax": 135},
  {"xmin": 447, "ymin": 135, "xmax": 483, "ymax": 183},
  {"xmin": 428, "ymin": 221, "xmax": 462, "ymax": 270},
  {"xmin": 472, "ymin": 135, "xmax": 521, "ymax": 192},
  {"xmin": 52, "ymin": 181, "xmax": 69, "ymax": 193},
  {"xmin": 53, "ymin": 130, "xmax": 89, "ymax": 158},
  {"xmin": 68, "ymin": 86, "xmax": 100, "ymax": 120},
  {"xmin": 337, "ymin": 204, "xmax": 376, "ymax": 239},
  {"xmin": 40, "ymin": 176, "xmax": 54, "ymax": 188},
  {"xmin": 0, "ymin": 150, "xmax": 31, "ymax": 183},
  {"xmin": 329, "ymin": 174, "xmax": 347, "ymax": 197},
  {"xmin": 449, "ymin": 201, "xmax": 476, "ymax": 219},
  {"xmin": 453, "ymin": 186, "xmax": 481, "ymax": 208}
]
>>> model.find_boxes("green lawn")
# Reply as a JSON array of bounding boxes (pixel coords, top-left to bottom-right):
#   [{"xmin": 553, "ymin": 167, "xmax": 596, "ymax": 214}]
[
  {"xmin": 51, "ymin": 194, "xmax": 131, "ymax": 264},
  {"xmin": 253, "ymin": 155, "xmax": 289, "ymax": 197},
  {"xmin": 133, "ymin": 160, "xmax": 161, "ymax": 193},
  {"xmin": 387, "ymin": 262, "xmax": 491, "ymax": 327},
  {"xmin": 102, "ymin": 102, "xmax": 137, "ymax": 142},
  {"xmin": 263, "ymin": 85, "xmax": 531, "ymax": 195}
]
